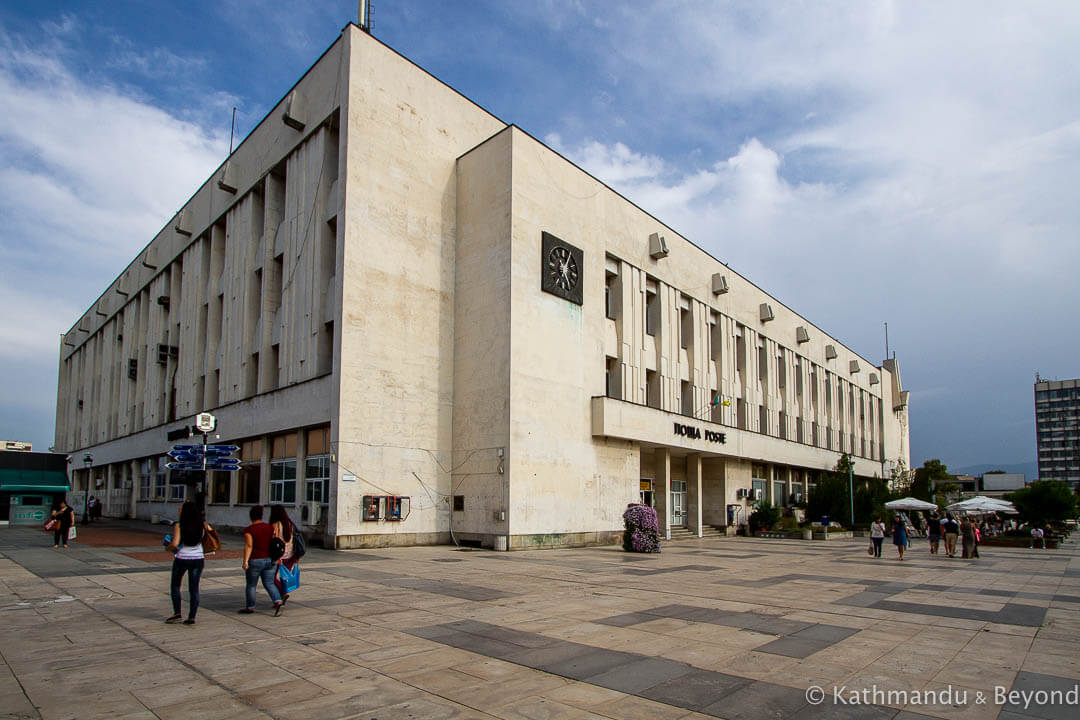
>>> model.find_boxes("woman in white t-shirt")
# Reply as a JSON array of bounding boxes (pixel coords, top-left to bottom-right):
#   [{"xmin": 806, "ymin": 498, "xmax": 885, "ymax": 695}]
[
  {"xmin": 166, "ymin": 501, "xmax": 214, "ymax": 625},
  {"xmin": 870, "ymin": 517, "xmax": 886, "ymax": 558}
]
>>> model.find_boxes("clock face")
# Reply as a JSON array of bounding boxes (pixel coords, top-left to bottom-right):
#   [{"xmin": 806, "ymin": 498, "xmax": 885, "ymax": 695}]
[
  {"xmin": 540, "ymin": 232, "xmax": 583, "ymax": 305},
  {"xmin": 548, "ymin": 245, "xmax": 579, "ymax": 291}
]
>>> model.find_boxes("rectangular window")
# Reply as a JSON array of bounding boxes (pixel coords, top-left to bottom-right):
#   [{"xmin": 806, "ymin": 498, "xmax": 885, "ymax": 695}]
[
  {"xmin": 169, "ymin": 482, "xmax": 185, "ymax": 501},
  {"xmin": 604, "ymin": 258, "xmax": 620, "ymax": 320},
  {"xmin": 679, "ymin": 297, "xmax": 692, "ymax": 350},
  {"xmin": 645, "ymin": 279, "xmax": 659, "ymax": 337},
  {"xmin": 646, "ymin": 370, "xmax": 659, "ymax": 409},
  {"xmin": 139, "ymin": 461, "xmax": 151, "ymax": 501},
  {"xmin": 153, "ymin": 458, "xmax": 167, "ymax": 500},
  {"xmin": 270, "ymin": 459, "xmax": 297, "ymax": 504},
  {"xmin": 681, "ymin": 380, "xmax": 693, "ymax": 416},
  {"xmin": 605, "ymin": 357, "xmax": 620, "ymax": 399},
  {"xmin": 211, "ymin": 471, "xmax": 230, "ymax": 504},
  {"xmin": 238, "ymin": 464, "xmax": 261, "ymax": 504},
  {"xmin": 305, "ymin": 454, "xmax": 330, "ymax": 503}
]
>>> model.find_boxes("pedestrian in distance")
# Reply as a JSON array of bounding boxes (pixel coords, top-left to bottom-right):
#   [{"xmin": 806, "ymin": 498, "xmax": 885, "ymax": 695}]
[
  {"xmin": 1030, "ymin": 526, "xmax": 1045, "ymax": 549},
  {"xmin": 870, "ymin": 516, "xmax": 886, "ymax": 558},
  {"xmin": 48, "ymin": 499, "xmax": 76, "ymax": 548},
  {"xmin": 892, "ymin": 515, "xmax": 908, "ymax": 560},
  {"xmin": 165, "ymin": 500, "xmax": 214, "ymax": 625},
  {"xmin": 927, "ymin": 512, "xmax": 942, "ymax": 555},
  {"xmin": 960, "ymin": 516, "xmax": 976, "ymax": 559},
  {"xmin": 942, "ymin": 513, "xmax": 960, "ymax": 557},
  {"xmin": 239, "ymin": 505, "xmax": 283, "ymax": 616}
]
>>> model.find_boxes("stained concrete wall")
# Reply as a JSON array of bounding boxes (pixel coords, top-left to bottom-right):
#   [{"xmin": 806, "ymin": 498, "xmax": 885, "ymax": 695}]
[{"xmin": 331, "ymin": 27, "xmax": 506, "ymax": 546}]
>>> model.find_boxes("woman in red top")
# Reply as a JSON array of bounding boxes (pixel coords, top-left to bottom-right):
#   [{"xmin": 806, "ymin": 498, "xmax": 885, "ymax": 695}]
[{"xmin": 239, "ymin": 505, "xmax": 283, "ymax": 615}]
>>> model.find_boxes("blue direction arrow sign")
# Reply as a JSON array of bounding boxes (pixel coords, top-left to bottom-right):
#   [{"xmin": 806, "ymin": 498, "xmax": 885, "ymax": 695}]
[
  {"xmin": 205, "ymin": 460, "xmax": 241, "ymax": 472},
  {"xmin": 203, "ymin": 445, "xmax": 240, "ymax": 457},
  {"xmin": 169, "ymin": 445, "xmax": 202, "ymax": 455},
  {"xmin": 168, "ymin": 452, "xmax": 201, "ymax": 463},
  {"xmin": 166, "ymin": 462, "xmax": 205, "ymax": 471}
]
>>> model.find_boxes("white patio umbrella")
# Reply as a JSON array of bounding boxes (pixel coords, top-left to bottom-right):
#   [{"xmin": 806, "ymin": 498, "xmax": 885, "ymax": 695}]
[
  {"xmin": 885, "ymin": 497, "xmax": 940, "ymax": 511},
  {"xmin": 946, "ymin": 496, "xmax": 1017, "ymax": 514}
]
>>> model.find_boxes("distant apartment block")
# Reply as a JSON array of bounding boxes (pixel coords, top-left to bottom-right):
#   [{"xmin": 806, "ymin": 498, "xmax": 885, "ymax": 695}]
[{"xmin": 1035, "ymin": 377, "xmax": 1080, "ymax": 486}]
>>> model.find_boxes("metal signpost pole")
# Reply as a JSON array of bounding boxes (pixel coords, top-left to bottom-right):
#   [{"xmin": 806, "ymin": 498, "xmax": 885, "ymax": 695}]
[
  {"xmin": 82, "ymin": 453, "xmax": 93, "ymax": 525},
  {"xmin": 849, "ymin": 461, "xmax": 855, "ymax": 528}
]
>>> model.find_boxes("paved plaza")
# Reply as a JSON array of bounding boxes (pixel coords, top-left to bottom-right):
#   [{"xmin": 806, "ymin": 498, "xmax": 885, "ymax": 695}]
[{"xmin": 1, "ymin": 523, "xmax": 1078, "ymax": 720}]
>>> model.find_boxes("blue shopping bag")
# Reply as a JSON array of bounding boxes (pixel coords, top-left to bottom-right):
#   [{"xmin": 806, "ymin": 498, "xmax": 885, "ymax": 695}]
[{"xmin": 277, "ymin": 562, "xmax": 300, "ymax": 594}]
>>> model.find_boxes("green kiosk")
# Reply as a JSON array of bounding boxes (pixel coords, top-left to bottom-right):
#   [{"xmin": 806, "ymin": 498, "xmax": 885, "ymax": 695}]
[{"xmin": 0, "ymin": 450, "xmax": 71, "ymax": 525}]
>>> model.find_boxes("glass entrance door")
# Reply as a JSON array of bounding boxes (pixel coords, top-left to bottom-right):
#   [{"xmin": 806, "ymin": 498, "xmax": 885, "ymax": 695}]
[{"xmin": 671, "ymin": 479, "xmax": 687, "ymax": 526}]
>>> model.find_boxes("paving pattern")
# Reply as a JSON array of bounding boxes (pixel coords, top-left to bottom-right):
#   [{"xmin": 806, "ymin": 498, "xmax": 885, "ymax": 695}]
[{"xmin": 1, "ymin": 521, "xmax": 1078, "ymax": 719}]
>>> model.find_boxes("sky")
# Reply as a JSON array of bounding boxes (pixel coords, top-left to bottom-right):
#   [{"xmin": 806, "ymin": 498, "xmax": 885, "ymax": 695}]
[{"xmin": 1, "ymin": 1, "xmax": 1078, "ymax": 475}]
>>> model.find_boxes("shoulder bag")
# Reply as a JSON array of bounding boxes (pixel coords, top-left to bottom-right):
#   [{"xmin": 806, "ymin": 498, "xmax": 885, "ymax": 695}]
[{"xmin": 202, "ymin": 524, "xmax": 221, "ymax": 553}]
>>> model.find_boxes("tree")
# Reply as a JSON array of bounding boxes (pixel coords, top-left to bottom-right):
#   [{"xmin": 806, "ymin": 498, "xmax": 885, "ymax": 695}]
[
  {"xmin": 749, "ymin": 501, "xmax": 781, "ymax": 531},
  {"xmin": 911, "ymin": 459, "xmax": 952, "ymax": 502},
  {"xmin": 1006, "ymin": 481, "xmax": 1078, "ymax": 526},
  {"xmin": 806, "ymin": 454, "xmax": 859, "ymax": 526}
]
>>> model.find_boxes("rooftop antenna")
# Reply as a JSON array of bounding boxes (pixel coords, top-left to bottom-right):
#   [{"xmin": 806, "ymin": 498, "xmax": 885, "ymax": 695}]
[
  {"xmin": 884, "ymin": 321, "xmax": 889, "ymax": 362},
  {"xmin": 228, "ymin": 107, "xmax": 237, "ymax": 155},
  {"xmin": 358, "ymin": 0, "xmax": 373, "ymax": 33}
]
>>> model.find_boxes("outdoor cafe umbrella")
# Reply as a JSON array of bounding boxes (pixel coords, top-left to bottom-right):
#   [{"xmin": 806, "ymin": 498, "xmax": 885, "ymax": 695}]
[
  {"xmin": 885, "ymin": 497, "xmax": 940, "ymax": 512},
  {"xmin": 946, "ymin": 496, "xmax": 1017, "ymax": 514}
]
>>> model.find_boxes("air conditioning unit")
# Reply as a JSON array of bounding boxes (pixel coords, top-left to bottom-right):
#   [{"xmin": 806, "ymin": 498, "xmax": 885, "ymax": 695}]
[
  {"xmin": 752, "ymin": 489, "xmax": 764, "ymax": 501},
  {"xmin": 648, "ymin": 232, "xmax": 669, "ymax": 259},
  {"xmin": 305, "ymin": 501, "xmax": 322, "ymax": 525},
  {"xmin": 735, "ymin": 488, "xmax": 747, "ymax": 499}
]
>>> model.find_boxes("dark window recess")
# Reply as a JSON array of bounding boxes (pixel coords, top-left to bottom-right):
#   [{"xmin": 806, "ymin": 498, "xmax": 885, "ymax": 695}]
[
  {"xmin": 116, "ymin": 333, "xmax": 123, "ymax": 343},
  {"xmin": 127, "ymin": 358, "xmax": 138, "ymax": 380},
  {"xmin": 156, "ymin": 344, "xmax": 179, "ymax": 364},
  {"xmin": 452, "ymin": 495, "xmax": 465, "ymax": 511},
  {"xmin": 156, "ymin": 295, "xmax": 170, "ymax": 309}
]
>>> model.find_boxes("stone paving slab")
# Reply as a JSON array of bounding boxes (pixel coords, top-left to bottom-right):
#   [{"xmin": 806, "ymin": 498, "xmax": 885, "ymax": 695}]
[{"xmin": 1, "ymin": 521, "xmax": 1079, "ymax": 719}]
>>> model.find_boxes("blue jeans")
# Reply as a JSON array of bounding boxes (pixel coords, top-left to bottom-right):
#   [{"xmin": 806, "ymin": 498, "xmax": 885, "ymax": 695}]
[
  {"xmin": 245, "ymin": 557, "xmax": 282, "ymax": 608},
  {"xmin": 171, "ymin": 557, "xmax": 204, "ymax": 618}
]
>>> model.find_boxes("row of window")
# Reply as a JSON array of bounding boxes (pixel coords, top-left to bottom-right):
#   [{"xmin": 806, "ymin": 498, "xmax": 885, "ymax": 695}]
[{"xmin": 136, "ymin": 427, "xmax": 332, "ymax": 506}]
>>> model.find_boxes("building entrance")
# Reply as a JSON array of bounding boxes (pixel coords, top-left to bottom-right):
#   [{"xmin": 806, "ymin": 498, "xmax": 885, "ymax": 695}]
[{"xmin": 671, "ymin": 479, "xmax": 686, "ymax": 526}]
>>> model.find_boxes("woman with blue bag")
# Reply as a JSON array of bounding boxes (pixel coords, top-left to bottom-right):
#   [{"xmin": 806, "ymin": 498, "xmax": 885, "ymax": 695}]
[{"xmin": 270, "ymin": 505, "xmax": 301, "ymax": 602}]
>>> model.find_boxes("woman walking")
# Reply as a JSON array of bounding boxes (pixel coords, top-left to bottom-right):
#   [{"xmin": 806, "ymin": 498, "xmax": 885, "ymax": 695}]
[
  {"xmin": 892, "ymin": 515, "xmax": 909, "ymax": 560},
  {"xmin": 870, "ymin": 516, "xmax": 886, "ymax": 558},
  {"xmin": 239, "ymin": 505, "xmax": 283, "ymax": 616},
  {"xmin": 270, "ymin": 505, "xmax": 296, "ymax": 604},
  {"xmin": 165, "ymin": 501, "xmax": 212, "ymax": 624},
  {"xmin": 49, "ymin": 499, "xmax": 76, "ymax": 548}
]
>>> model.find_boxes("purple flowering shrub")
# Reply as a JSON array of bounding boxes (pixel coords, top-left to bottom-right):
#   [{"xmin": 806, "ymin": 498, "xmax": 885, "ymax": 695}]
[{"xmin": 623, "ymin": 504, "xmax": 661, "ymax": 553}]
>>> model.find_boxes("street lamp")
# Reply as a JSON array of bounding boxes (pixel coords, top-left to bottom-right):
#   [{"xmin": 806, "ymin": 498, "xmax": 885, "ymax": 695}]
[{"xmin": 82, "ymin": 453, "xmax": 93, "ymax": 524}]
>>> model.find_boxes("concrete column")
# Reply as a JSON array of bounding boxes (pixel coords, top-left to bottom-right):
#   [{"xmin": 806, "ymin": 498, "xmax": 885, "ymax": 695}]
[
  {"xmin": 688, "ymin": 454, "xmax": 702, "ymax": 537},
  {"xmin": 129, "ymin": 460, "xmax": 138, "ymax": 519},
  {"xmin": 655, "ymin": 448, "xmax": 671, "ymax": 540}
]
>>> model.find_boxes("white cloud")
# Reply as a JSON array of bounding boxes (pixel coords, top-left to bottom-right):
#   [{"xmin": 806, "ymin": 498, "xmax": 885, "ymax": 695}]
[{"xmin": 0, "ymin": 25, "xmax": 228, "ymax": 446}]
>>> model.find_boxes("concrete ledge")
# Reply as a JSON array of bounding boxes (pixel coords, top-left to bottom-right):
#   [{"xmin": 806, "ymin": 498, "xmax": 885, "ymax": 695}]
[
  {"xmin": 509, "ymin": 530, "xmax": 621, "ymax": 551},
  {"xmin": 333, "ymin": 531, "xmax": 451, "ymax": 549}
]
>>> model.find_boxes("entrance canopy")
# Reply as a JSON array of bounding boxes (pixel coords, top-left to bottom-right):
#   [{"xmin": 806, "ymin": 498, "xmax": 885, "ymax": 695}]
[{"xmin": 0, "ymin": 468, "xmax": 71, "ymax": 494}]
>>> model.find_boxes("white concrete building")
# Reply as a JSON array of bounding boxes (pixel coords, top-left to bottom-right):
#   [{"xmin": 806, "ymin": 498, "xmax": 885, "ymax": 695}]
[{"xmin": 55, "ymin": 24, "xmax": 910, "ymax": 549}]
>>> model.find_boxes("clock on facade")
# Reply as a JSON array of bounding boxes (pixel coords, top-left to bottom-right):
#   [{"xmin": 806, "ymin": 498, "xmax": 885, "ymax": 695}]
[{"xmin": 540, "ymin": 231, "xmax": 583, "ymax": 305}]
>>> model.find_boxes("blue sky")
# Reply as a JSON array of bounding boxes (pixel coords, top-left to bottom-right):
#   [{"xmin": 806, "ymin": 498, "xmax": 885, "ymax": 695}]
[{"xmin": 2, "ymin": 1, "xmax": 1078, "ymax": 475}]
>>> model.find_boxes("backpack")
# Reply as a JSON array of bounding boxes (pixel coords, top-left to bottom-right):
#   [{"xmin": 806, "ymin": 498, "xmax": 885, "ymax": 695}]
[
  {"xmin": 292, "ymin": 527, "xmax": 307, "ymax": 560},
  {"xmin": 268, "ymin": 536, "xmax": 286, "ymax": 561}
]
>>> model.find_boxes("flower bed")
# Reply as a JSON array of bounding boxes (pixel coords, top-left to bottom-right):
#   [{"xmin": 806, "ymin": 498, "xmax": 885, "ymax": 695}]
[{"xmin": 623, "ymin": 504, "xmax": 661, "ymax": 553}]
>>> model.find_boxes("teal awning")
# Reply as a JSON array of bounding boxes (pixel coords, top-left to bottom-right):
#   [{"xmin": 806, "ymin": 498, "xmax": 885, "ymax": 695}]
[{"xmin": 0, "ymin": 468, "xmax": 70, "ymax": 494}]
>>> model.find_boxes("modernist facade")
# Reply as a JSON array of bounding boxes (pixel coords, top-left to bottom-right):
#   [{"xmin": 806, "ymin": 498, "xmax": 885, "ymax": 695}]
[
  {"xmin": 55, "ymin": 24, "xmax": 911, "ymax": 549},
  {"xmin": 1035, "ymin": 377, "xmax": 1080, "ymax": 487}
]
